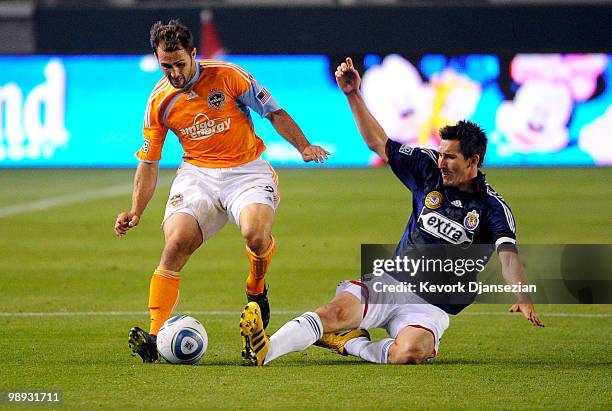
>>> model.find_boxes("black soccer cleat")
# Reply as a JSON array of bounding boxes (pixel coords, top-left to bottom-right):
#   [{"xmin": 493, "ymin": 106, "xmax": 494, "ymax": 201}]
[
  {"xmin": 246, "ymin": 284, "xmax": 270, "ymax": 329},
  {"xmin": 128, "ymin": 326, "xmax": 159, "ymax": 363}
]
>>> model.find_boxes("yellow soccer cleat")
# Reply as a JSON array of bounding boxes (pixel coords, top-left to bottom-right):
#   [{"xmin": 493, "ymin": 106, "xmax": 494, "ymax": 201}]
[
  {"xmin": 314, "ymin": 329, "xmax": 370, "ymax": 356},
  {"xmin": 240, "ymin": 302, "xmax": 269, "ymax": 366}
]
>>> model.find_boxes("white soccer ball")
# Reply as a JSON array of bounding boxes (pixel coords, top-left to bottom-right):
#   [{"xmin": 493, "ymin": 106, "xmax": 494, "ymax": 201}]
[{"xmin": 156, "ymin": 315, "xmax": 208, "ymax": 364}]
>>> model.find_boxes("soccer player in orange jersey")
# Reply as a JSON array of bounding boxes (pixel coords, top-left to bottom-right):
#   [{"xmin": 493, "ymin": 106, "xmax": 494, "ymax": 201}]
[{"xmin": 114, "ymin": 20, "xmax": 330, "ymax": 362}]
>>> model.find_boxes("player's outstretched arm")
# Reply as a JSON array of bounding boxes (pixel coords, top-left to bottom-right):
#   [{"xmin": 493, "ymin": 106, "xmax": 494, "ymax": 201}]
[
  {"xmin": 336, "ymin": 57, "xmax": 388, "ymax": 161},
  {"xmin": 266, "ymin": 109, "xmax": 330, "ymax": 163},
  {"xmin": 114, "ymin": 161, "xmax": 159, "ymax": 236},
  {"xmin": 499, "ymin": 250, "xmax": 545, "ymax": 327}
]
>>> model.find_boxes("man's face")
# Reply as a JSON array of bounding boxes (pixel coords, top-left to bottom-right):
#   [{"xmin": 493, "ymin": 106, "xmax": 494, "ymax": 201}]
[
  {"xmin": 156, "ymin": 46, "xmax": 196, "ymax": 89},
  {"xmin": 438, "ymin": 139, "xmax": 477, "ymax": 188}
]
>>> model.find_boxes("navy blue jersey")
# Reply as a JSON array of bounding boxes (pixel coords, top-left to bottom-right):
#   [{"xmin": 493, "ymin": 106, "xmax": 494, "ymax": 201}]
[{"xmin": 386, "ymin": 139, "xmax": 517, "ymax": 314}]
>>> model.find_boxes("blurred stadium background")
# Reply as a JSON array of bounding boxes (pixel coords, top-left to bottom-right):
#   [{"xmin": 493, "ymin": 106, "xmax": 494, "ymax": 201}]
[
  {"xmin": 0, "ymin": 0, "xmax": 610, "ymax": 409},
  {"xmin": 0, "ymin": 0, "xmax": 611, "ymax": 167}
]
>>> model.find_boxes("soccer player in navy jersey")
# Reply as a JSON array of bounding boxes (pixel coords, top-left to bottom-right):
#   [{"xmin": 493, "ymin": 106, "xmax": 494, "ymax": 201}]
[{"xmin": 239, "ymin": 57, "xmax": 544, "ymax": 366}]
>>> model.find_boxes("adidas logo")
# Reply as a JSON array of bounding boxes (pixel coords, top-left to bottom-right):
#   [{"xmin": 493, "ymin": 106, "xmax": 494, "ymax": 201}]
[{"xmin": 451, "ymin": 200, "xmax": 463, "ymax": 208}]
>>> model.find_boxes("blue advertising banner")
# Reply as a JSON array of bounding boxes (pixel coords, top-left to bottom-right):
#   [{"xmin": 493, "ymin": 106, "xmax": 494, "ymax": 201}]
[{"xmin": 0, "ymin": 54, "xmax": 610, "ymax": 167}]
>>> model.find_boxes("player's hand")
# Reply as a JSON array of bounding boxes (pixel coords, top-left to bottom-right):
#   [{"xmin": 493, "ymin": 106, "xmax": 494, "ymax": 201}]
[
  {"xmin": 114, "ymin": 211, "xmax": 140, "ymax": 236},
  {"xmin": 509, "ymin": 303, "xmax": 545, "ymax": 327},
  {"xmin": 335, "ymin": 57, "xmax": 361, "ymax": 95},
  {"xmin": 301, "ymin": 144, "xmax": 331, "ymax": 163}
]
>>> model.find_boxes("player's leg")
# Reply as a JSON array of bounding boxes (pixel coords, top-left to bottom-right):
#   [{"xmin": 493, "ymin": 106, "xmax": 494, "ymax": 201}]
[
  {"xmin": 240, "ymin": 291, "xmax": 362, "ymax": 366},
  {"xmin": 343, "ymin": 302, "xmax": 448, "ymax": 364},
  {"xmin": 239, "ymin": 203, "xmax": 274, "ymax": 259},
  {"xmin": 225, "ymin": 159, "xmax": 280, "ymax": 329},
  {"xmin": 315, "ymin": 291, "xmax": 363, "ymax": 331},
  {"xmin": 314, "ymin": 275, "xmax": 447, "ymax": 364},
  {"xmin": 130, "ymin": 163, "xmax": 225, "ymax": 362},
  {"xmin": 340, "ymin": 325, "xmax": 434, "ymax": 365},
  {"xmin": 265, "ymin": 291, "xmax": 363, "ymax": 362},
  {"xmin": 129, "ymin": 213, "xmax": 203, "ymax": 363},
  {"xmin": 316, "ymin": 282, "xmax": 397, "ymax": 364},
  {"xmin": 239, "ymin": 203, "xmax": 275, "ymax": 328},
  {"xmin": 149, "ymin": 212, "xmax": 203, "ymax": 336},
  {"xmin": 386, "ymin": 326, "xmax": 435, "ymax": 364}
]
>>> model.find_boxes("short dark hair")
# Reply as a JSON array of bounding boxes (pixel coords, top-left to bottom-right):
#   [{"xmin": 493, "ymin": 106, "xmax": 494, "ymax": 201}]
[
  {"xmin": 439, "ymin": 120, "xmax": 488, "ymax": 167},
  {"xmin": 150, "ymin": 19, "xmax": 194, "ymax": 54}
]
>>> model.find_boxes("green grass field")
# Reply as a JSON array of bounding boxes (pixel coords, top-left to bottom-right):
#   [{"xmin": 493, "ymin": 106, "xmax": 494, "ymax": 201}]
[{"xmin": 0, "ymin": 167, "xmax": 611, "ymax": 409}]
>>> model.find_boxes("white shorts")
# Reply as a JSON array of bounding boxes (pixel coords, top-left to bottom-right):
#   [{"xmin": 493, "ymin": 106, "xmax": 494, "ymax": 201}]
[
  {"xmin": 162, "ymin": 158, "xmax": 280, "ymax": 240},
  {"xmin": 336, "ymin": 276, "xmax": 450, "ymax": 357}
]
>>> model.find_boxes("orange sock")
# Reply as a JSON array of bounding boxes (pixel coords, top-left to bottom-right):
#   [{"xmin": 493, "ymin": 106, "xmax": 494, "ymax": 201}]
[
  {"xmin": 148, "ymin": 268, "xmax": 180, "ymax": 336},
  {"xmin": 246, "ymin": 236, "xmax": 275, "ymax": 295}
]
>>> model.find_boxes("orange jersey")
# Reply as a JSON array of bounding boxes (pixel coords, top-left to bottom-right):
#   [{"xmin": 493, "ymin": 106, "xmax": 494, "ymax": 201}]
[{"xmin": 137, "ymin": 59, "xmax": 281, "ymax": 168}]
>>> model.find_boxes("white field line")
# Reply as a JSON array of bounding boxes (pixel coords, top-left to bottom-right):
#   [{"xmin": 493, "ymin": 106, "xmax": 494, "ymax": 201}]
[
  {"xmin": 0, "ymin": 177, "xmax": 172, "ymax": 218},
  {"xmin": 0, "ymin": 184, "xmax": 133, "ymax": 218},
  {"xmin": 0, "ymin": 310, "xmax": 301, "ymax": 317},
  {"xmin": 0, "ymin": 310, "xmax": 610, "ymax": 318}
]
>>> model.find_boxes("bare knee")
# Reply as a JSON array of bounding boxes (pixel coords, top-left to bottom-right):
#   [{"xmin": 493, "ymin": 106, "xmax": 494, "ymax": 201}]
[
  {"xmin": 242, "ymin": 226, "xmax": 270, "ymax": 254},
  {"xmin": 160, "ymin": 235, "xmax": 201, "ymax": 270},
  {"xmin": 317, "ymin": 303, "xmax": 345, "ymax": 324},
  {"xmin": 163, "ymin": 237, "xmax": 199, "ymax": 258},
  {"xmin": 387, "ymin": 344, "xmax": 430, "ymax": 365},
  {"xmin": 315, "ymin": 303, "xmax": 357, "ymax": 331},
  {"xmin": 160, "ymin": 214, "xmax": 202, "ymax": 270}
]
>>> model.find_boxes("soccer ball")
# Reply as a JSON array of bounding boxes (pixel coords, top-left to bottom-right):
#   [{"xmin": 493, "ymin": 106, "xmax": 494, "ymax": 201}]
[{"xmin": 156, "ymin": 315, "xmax": 208, "ymax": 364}]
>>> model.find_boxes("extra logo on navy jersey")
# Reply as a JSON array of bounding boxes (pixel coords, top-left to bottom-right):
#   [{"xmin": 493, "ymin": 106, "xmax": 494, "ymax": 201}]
[{"xmin": 418, "ymin": 208, "xmax": 474, "ymax": 245}]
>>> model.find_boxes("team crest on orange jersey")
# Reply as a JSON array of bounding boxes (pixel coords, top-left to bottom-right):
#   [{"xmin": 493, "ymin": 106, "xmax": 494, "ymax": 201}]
[
  {"xmin": 463, "ymin": 209, "xmax": 480, "ymax": 230},
  {"xmin": 425, "ymin": 191, "xmax": 443, "ymax": 209},
  {"xmin": 207, "ymin": 91, "xmax": 226, "ymax": 110},
  {"xmin": 169, "ymin": 194, "xmax": 183, "ymax": 207}
]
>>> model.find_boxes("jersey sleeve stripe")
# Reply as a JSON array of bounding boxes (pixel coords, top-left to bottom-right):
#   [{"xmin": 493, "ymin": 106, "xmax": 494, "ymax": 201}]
[
  {"xmin": 200, "ymin": 62, "xmax": 253, "ymax": 84},
  {"xmin": 162, "ymin": 91, "xmax": 184, "ymax": 124},
  {"xmin": 420, "ymin": 148, "xmax": 438, "ymax": 164},
  {"xmin": 151, "ymin": 77, "xmax": 170, "ymax": 94},
  {"xmin": 201, "ymin": 59, "xmax": 252, "ymax": 79},
  {"xmin": 144, "ymin": 81, "xmax": 172, "ymax": 128},
  {"xmin": 486, "ymin": 185, "xmax": 516, "ymax": 233},
  {"xmin": 155, "ymin": 87, "xmax": 178, "ymax": 125},
  {"xmin": 203, "ymin": 63, "xmax": 252, "ymax": 83}
]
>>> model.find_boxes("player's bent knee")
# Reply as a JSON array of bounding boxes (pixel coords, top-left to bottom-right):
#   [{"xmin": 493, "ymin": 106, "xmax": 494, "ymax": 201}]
[
  {"xmin": 163, "ymin": 237, "xmax": 200, "ymax": 259},
  {"xmin": 387, "ymin": 345, "xmax": 429, "ymax": 365},
  {"xmin": 315, "ymin": 303, "xmax": 352, "ymax": 330},
  {"xmin": 163, "ymin": 214, "xmax": 203, "ymax": 252},
  {"xmin": 246, "ymin": 236, "xmax": 268, "ymax": 255},
  {"xmin": 242, "ymin": 228, "xmax": 270, "ymax": 254}
]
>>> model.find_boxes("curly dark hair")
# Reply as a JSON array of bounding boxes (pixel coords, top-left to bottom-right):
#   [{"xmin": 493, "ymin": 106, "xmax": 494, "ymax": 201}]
[
  {"xmin": 149, "ymin": 19, "xmax": 194, "ymax": 54},
  {"xmin": 439, "ymin": 120, "xmax": 488, "ymax": 167}
]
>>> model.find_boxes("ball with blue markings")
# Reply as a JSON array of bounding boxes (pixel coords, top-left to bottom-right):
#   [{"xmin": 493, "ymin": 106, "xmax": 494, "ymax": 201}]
[{"xmin": 156, "ymin": 315, "xmax": 208, "ymax": 364}]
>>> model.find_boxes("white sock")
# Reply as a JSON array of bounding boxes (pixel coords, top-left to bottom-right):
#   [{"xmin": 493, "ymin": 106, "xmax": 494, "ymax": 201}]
[
  {"xmin": 264, "ymin": 312, "xmax": 323, "ymax": 364},
  {"xmin": 345, "ymin": 337, "xmax": 394, "ymax": 364}
]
